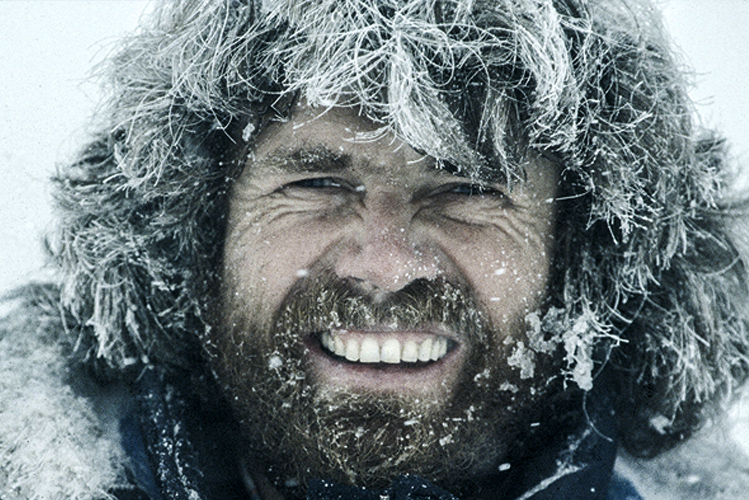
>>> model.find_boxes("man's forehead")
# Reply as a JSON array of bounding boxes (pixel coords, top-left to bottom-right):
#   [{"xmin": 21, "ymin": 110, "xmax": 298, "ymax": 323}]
[{"xmin": 243, "ymin": 101, "xmax": 513, "ymax": 183}]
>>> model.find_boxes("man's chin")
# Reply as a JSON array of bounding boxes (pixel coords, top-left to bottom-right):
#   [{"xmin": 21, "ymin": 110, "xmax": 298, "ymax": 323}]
[
  {"xmin": 210, "ymin": 272, "xmax": 563, "ymax": 496},
  {"xmin": 238, "ymin": 380, "xmax": 510, "ymax": 497},
  {"xmin": 211, "ymin": 330, "xmax": 570, "ymax": 499},
  {"xmin": 222, "ymin": 343, "xmax": 540, "ymax": 497}
]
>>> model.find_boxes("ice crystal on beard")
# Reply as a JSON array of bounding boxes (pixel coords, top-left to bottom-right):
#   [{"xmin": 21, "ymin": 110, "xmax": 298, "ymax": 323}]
[
  {"xmin": 525, "ymin": 308, "xmax": 618, "ymax": 392},
  {"xmin": 648, "ymin": 414, "xmax": 673, "ymax": 435},
  {"xmin": 439, "ymin": 434, "xmax": 454, "ymax": 446},
  {"xmin": 268, "ymin": 355, "xmax": 284, "ymax": 370},
  {"xmin": 499, "ymin": 381, "xmax": 519, "ymax": 393},
  {"xmin": 560, "ymin": 310, "xmax": 610, "ymax": 391},
  {"xmin": 507, "ymin": 341, "xmax": 536, "ymax": 379},
  {"xmin": 524, "ymin": 310, "xmax": 558, "ymax": 355},
  {"xmin": 242, "ymin": 121, "xmax": 256, "ymax": 142}
]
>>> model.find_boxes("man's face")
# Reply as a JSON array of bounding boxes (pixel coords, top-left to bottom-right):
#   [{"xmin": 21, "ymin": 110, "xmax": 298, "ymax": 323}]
[{"xmin": 208, "ymin": 104, "xmax": 562, "ymax": 496}]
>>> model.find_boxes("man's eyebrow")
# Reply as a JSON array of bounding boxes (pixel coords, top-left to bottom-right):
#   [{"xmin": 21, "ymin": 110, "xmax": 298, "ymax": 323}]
[
  {"xmin": 434, "ymin": 159, "xmax": 511, "ymax": 186},
  {"xmin": 259, "ymin": 145, "xmax": 352, "ymax": 174}
]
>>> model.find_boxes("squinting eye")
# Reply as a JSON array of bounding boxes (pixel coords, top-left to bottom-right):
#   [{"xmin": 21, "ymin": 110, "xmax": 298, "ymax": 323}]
[
  {"xmin": 448, "ymin": 183, "xmax": 502, "ymax": 197},
  {"xmin": 286, "ymin": 177, "xmax": 345, "ymax": 190}
]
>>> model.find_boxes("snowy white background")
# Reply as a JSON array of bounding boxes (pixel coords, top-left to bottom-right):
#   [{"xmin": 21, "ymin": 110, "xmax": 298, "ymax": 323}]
[{"xmin": 1, "ymin": 0, "xmax": 748, "ymax": 456}]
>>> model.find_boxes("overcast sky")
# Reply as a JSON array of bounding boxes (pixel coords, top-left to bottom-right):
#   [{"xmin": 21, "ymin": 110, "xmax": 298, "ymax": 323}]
[{"xmin": 1, "ymin": 1, "xmax": 748, "ymax": 293}]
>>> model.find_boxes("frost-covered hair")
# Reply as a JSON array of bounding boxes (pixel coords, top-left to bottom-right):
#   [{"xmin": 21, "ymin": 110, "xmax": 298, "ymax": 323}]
[{"xmin": 50, "ymin": 0, "xmax": 749, "ymax": 456}]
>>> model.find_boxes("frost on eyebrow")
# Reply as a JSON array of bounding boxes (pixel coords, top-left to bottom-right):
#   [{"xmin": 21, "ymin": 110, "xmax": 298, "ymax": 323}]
[
  {"xmin": 253, "ymin": 145, "xmax": 353, "ymax": 175},
  {"xmin": 255, "ymin": 140, "xmax": 517, "ymax": 187},
  {"xmin": 432, "ymin": 157, "xmax": 517, "ymax": 188}
]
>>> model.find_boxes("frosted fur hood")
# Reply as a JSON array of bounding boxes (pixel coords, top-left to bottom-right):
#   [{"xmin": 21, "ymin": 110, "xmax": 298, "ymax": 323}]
[
  {"xmin": 47, "ymin": 0, "xmax": 749, "ymax": 458},
  {"xmin": 2, "ymin": 295, "xmax": 749, "ymax": 500},
  {"xmin": 0, "ymin": 291, "xmax": 130, "ymax": 500}
]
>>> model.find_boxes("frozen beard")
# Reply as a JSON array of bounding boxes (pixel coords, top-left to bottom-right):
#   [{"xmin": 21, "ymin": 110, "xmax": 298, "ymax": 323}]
[{"xmin": 207, "ymin": 270, "xmax": 565, "ymax": 498}]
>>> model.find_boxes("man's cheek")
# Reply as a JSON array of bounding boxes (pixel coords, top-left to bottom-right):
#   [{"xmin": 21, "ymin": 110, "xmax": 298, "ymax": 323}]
[{"xmin": 231, "ymin": 244, "xmax": 336, "ymax": 318}]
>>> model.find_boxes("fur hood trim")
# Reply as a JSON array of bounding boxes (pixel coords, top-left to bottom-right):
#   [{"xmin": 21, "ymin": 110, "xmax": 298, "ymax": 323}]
[
  {"xmin": 617, "ymin": 429, "xmax": 749, "ymax": 500},
  {"xmin": 0, "ymin": 294, "xmax": 129, "ymax": 500},
  {"xmin": 49, "ymin": 0, "xmax": 749, "ymax": 455}
]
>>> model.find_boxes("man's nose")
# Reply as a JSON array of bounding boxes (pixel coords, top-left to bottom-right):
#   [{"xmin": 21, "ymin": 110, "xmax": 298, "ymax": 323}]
[{"xmin": 333, "ymin": 191, "xmax": 440, "ymax": 293}]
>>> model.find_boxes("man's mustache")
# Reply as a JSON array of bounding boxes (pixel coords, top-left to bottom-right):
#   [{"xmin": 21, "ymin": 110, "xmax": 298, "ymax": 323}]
[{"xmin": 272, "ymin": 270, "xmax": 489, "ymax": 344}]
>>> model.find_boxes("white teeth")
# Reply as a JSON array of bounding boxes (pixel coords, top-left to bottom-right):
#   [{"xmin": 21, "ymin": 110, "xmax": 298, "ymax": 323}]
[
  {"xmin": 321, "ymin": 332, "xmax": 452, "ymax": 365},
  {"xmin": 360, "ymin": 337, "xmax": 380, "ymax": 363},
  {"xmin": 430, "ymin": 338, "xmax": 447, "ymax": 361},
  {"xmin": 418, "ymin": 338, "xmax": 433, "ymax": 362},
  {"xmin": 381, "ymin": 338, "xmax": 402, "ymax": 364},
  {"xmin": 439, "ymin": 338, "xmax": 448, "ymax": 358},
  {"xmin": 401, "ymin": 340, "xmax": 419, "ymax": 363},
  {"xmin": 333, "ymin": 335, "xmax": 346, "ymax": 357},
  {"xmin": 321, "ymin": 332, "xmax": 334, "ymax": 352},
  {"xmin": 345, "ymin": 338, "xmax": 360, "ymax": 362},
  {"xmin": 430, "ymin": 339, "xmax": 441, "ymax": 361}
]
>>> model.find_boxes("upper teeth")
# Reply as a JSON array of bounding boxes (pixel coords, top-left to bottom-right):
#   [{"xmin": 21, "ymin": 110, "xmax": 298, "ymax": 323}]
[{"xmin": 320, "ymin": 331, "xmax": 451, "ymax": 364}]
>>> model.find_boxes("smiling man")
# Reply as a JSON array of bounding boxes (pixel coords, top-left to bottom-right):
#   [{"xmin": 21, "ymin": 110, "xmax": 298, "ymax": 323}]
[
  {"xmin": 2, "ymin": 1, "xmax": 749, "ymax": 500},
  {"xmin": 212, "ymin": 103, "xmax": 562, "ymax": 496}
]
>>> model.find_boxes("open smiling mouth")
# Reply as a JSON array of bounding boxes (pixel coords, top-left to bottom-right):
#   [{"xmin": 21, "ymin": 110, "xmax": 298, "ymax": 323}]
[
  {"xmin": 305, "ymin": 329, "xmax": 465, "ymax": 392},
  {"xmin": 314, "ymin": 329, "xmax": 458, "ymax": 366}
]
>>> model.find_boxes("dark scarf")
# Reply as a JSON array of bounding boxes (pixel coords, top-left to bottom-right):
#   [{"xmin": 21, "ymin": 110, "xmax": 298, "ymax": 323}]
[{"xmin": 118, "ymin": 367, "xmax": 636, "ymax": 500}]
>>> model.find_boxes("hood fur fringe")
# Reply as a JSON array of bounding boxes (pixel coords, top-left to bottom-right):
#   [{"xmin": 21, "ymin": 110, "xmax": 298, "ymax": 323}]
[
  {"xmin": 0, "ymin": 288, "xmax": 129, "ymax": 500},
  {"xmin": 617, "ymin": 425, "xmax": 749, "ymax": 500},
  {"xmin": 47, "ymin": 0, "xmax": 749, "ymax": 457}
]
